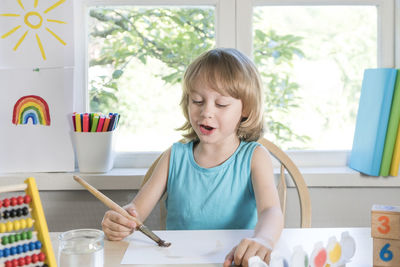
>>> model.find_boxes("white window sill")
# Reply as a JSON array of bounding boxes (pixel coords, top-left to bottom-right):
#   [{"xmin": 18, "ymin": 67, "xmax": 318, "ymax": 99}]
[{"xmin": 1, "ymin": 167, "xmax": 400, "ymax": 190}]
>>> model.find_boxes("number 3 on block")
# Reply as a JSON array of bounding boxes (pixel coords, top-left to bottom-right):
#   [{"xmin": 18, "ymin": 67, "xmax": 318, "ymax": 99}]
[{"xmin": 378, "ymin": 215, "xmax": 391, "ymax": 234}]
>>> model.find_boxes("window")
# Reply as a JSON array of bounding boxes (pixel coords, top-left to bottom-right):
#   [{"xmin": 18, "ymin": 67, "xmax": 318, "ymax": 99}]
[
  {"xmin": 76, "ymin": 0, "xmax": 397, "ymax": 168},
  {"xmin": 87, "ymin": 5, "xmax": 216, "ymax": 152}
]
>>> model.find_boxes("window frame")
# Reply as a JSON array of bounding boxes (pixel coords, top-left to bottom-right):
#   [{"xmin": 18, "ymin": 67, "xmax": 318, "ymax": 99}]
[{"xmin": 75, "ymin": 0, "xmax": 398, "ymax": 169}]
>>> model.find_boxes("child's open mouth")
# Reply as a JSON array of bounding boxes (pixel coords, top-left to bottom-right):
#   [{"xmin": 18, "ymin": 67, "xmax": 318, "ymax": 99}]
[{"xmin": 199, "ymin": 124, "xmax": 215, "ymax": 135}]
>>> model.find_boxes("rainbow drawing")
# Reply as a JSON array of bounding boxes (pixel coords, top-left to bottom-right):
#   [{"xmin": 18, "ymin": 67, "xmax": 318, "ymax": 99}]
[{"xmin": 12, "ymin": 95, "xmax": 51, "ymax": 126}]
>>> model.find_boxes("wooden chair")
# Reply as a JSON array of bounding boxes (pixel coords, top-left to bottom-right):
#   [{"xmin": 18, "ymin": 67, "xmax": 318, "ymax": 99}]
[{"xmin": 141, "ymin": 137, "xmax": 312, "ymax": 229}]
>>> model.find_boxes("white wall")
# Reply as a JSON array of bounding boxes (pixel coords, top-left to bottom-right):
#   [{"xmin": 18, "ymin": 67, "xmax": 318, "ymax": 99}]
[{"xmin": 34, "ymin": 187, "xmax": 400, "ymax": 232}]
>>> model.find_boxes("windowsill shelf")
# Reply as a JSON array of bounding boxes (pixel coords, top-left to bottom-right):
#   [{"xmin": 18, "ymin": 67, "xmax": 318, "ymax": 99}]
[{"xmin": 1, "ymin": 166, "xmax": 400, "ymax": 190}]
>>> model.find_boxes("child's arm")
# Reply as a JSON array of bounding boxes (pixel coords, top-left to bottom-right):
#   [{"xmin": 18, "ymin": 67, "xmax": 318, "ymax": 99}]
[
  {"xmin": 224, "ymin": 145, "xmax": 284, "ymax": 266},
  {"xmin": 101, "ymin": 148, "xmax": 171, "ymax": 240}
]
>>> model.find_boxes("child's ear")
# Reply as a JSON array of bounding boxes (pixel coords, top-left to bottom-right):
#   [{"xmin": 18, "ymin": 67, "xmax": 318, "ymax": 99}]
[{"xmin": 241, "ymin": 117, "xmax": 248, "ymax": 123}]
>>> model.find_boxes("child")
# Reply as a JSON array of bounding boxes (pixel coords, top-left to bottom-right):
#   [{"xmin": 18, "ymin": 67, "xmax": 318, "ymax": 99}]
[{"xmin": 101, "ymin": 48, "xmax": 284, "ymax": 266}]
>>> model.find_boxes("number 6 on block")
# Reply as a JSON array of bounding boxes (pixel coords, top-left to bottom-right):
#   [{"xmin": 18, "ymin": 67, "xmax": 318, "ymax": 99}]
[
  {"xmin": 371, "ymin": 205, "xmax": 400, "ymax": 239},
  {"xmin": 373, "ymin": 239, "xmax": 400, "ymax": 266}
]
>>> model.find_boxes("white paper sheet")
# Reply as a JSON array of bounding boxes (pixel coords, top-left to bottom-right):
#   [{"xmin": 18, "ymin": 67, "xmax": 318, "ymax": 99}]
[
  {"xmin": 121, "ymin": 230, "xmax": 253, "ymax": 265},
  {"xmin": 0, "ymin": 0, "xmax": 74, "ymax": 68},
  {"xmin": 0, "ymin": 68, "xmax": 74, "ymax": 172}
]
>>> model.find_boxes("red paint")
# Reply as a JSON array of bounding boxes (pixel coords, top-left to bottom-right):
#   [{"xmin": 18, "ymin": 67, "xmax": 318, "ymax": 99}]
[{"xmin": 314, "ymin": 249, "xmax": 327, "ymax": 267}]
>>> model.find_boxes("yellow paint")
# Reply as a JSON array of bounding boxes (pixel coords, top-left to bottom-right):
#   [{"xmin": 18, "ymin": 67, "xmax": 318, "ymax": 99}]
[
  {"xmin": 1, "ymin": 25, "xmax": 21, "ymax": 38},
  {"xmin": 13, "ymin": 30, "xmax": 28, "ymax": 50},
  {"xmin": 47, "ymin": 19, "xmax": 67, "ymax": 24},
  {"xmin": 46, "ymin": 27, "xmax": 66, "ymax": 45},
  {"xmin": 36, "ymin": 34, "xmax": 46, "ymax": 60},
  {"xmin": 24, "ymin": 11, "xmax": 43, "ymax": 29},
  {"xmin": 3, "ymin": 0, "xmax": 67, "ymax": 60},
  {"xmin": 17, "ymin": 0, "xmax": 25, "ymax": 10},
  {"xmin": 328, "ymin": 243, "xmax": 341, "ymax": 263},
  {"xmin": 0, "ymin": 14, "xmax": 20, "ymax": 17},
  {"xmin": 44, "ymin": 0, "xmax": 66, "ymax": 14}
]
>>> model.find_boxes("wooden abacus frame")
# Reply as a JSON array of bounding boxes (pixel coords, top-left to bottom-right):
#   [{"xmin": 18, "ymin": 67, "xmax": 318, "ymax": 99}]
[{"xmin": 0, "ymin": 177, "xmax": 56, "ymax": 267}]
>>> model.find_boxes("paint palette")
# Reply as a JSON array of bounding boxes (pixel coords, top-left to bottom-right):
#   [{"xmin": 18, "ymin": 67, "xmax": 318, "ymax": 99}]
[
  {"xmin": 0, "ymin": 177, "xmax": 56, "ymax": 267},
  {"xmin": 270, "ymin": 231, "xmax": 356, "ymax": 267}
]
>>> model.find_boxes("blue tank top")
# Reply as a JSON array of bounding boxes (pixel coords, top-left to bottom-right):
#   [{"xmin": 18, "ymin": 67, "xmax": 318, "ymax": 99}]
[{"xmin": 166, "ymin": 140, "xmax": 260, "ymax": 230}]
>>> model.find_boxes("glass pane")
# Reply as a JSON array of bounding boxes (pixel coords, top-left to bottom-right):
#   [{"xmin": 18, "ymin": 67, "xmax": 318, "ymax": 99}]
[
  {"xmin": 253, "ymin": 6, "xmax": 377, "ymax": 150},
  {"xmin": 87, "ymin": 6, "xmax": 215, "ymax": 151}
]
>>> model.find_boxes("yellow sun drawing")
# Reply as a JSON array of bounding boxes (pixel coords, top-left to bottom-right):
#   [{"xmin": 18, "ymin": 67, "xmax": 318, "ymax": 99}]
[{"xmin": 0, "ymin": 0, "xmax": 67, "ymax": 60}]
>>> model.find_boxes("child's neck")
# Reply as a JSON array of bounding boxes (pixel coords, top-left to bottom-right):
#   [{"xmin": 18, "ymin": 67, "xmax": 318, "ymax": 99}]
[{"xmin": 193, "ymin": 138, "xmax": 241, "ymax": 168}]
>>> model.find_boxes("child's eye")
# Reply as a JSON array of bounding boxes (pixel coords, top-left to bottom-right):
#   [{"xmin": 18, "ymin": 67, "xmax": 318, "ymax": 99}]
[
  {"xmin": 192, "ymin": 99, "xmax": 203, "ymax": 105},
  {"xmin": 216, "ymin": 103, "xmax": 228, "ymax": 108}
]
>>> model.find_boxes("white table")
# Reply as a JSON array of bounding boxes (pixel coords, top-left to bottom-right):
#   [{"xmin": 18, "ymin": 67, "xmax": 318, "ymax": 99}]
[{"xmin": 51, "ymin": 227, "xmax": 372, "ymax": 266}]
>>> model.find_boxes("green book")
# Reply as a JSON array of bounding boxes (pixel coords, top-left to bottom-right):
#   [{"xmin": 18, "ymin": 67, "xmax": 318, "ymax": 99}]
[{"xmin": 380, "ymin": 69, "xmax": 400, "ymax": 176}]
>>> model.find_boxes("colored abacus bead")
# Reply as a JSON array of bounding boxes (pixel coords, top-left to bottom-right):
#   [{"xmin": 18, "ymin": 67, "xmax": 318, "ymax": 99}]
[
  {"xmin": 3, "ymin": 247, "xmax": 10, "ymax": 257},
  {"xmin": 23, "ymin": 195, "xmax": 31, "ymax": 204},
  {"xmin": 18, "ymin": 257, "xmax": 25, "ymax": 266},
  {"xmin": 16, "ymin": 244, "xmax": 22, "ymax": 254},
  {"xmin": 10, "ymin": 246, "xmax": 16, "ymax": 255},
  {"xmin": 35, "ymin": 240, "xmax": 42, "ymax": 249},
  {"xmin": 16, "ymin": 208, "xmax": 22, "ymax": 217},
  {"xmin": 10, "ymin": 209, "xmax": 17, "ymax": 218},
  {"xmin": 22, "ymin": 207, "xmax": 28, "ymax": 216},
  {"xmin": 0, "ymin": 223, "xmax": 6, "ymax": 233},
  {"xmin": 3, "ymin": 198, "xmax": 10, "ymax": 207},
  {"xmin": 13, "ymin": 220, "xmax": 20, "ymax": 231},
  {"xmin": 38, "ymin": 252, "xmax": 45, "ymax": 261},
  {"xmin": 8, "ymin": 234, "xmax": 15, "ymax": 244},
  {"xmin": 29, "ymin": 242, "xmax": 36, "ymax": 251},
  {"xmin": 6, "ymin": 221, "xmax": 13, "ymax": 232},
  {"xmin": 14, "ymin": 233, "xmax": 20, "ymax": 242},
  {"xmin": 27, "ymin": 230, "xmax": 32, "ymax": 239},
  {"xmin": 0, "ymin": 199, "xmax": 3, "ymax": 208},
  {"xmin": 3, "ymin": 210, "xmax": 10, "ymax": 219},
  {"xmin": 24, "ymin": 255, "xmax": 31, "ymax": 264},
  {"xmin": 31, "ymin": 253, "xmax": 39, "ymax": 263},
  {"xmin": 10, "ymin": 197, "xmax": 17, "ymax": 206},
  {"xmin": 17, "ymin": 196, "xmax": 24, "ymax": 205}
]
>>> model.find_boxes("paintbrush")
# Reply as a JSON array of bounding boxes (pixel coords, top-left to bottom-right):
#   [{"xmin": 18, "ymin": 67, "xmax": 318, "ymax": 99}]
[{"xmin": 73, "ymin": 175, "xmax": 171, "ymax": 247}]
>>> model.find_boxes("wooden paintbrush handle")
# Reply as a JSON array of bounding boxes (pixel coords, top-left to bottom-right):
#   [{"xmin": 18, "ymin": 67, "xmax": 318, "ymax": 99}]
[{"xmin": 73, "ymin": 175, "xmax": 143, "ymax": 227}]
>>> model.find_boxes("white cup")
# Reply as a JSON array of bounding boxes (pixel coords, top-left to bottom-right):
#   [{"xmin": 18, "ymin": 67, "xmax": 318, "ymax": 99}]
[{"xmin": 73, "ymin": 131, "xmax": 114, "ymax": 173}]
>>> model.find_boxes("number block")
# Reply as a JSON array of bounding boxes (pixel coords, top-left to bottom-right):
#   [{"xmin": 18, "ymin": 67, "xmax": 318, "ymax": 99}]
[
  {"xmin": 373, "ymin": 238, "xmax": 400, "ymax": 266},
  {"xmin": 372, "ymin": 205, "xmax": 400, "ymax": 240}
]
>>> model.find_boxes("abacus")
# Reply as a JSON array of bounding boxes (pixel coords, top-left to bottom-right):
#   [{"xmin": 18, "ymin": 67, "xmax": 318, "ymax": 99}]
[
  {"xmin": 0, "ymin": 177, "xmax": 56, "ymax": 267},
  {"xmin": 372, "ymin": 204, "xmax": 400, "ymax": 266}
]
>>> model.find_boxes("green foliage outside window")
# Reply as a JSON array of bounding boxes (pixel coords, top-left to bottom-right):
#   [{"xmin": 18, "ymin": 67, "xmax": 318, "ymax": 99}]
[{"xmin": 88, "ymin": 7, "xmax": 308, "ymax": 147}]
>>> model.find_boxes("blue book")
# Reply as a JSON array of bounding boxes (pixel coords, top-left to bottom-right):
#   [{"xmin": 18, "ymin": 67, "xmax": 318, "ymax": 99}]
[{"xmin": 349, "ymin": 68, "xmax": 398, "ymax": 176}]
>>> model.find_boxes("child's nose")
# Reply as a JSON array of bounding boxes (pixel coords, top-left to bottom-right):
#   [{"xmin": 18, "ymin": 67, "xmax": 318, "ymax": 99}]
[{"xmin": 200, "ymin": 103, "xmax": 214, "ymax": 118}]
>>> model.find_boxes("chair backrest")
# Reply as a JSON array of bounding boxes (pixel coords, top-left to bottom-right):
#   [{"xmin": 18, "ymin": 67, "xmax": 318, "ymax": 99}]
[
  {"xmin": 257, "ymin": 138, "xmax": 312, "ymax": 228},
  {"xmin": 141, "ymin": 137, "xmax": 312, "ymax": 228}
]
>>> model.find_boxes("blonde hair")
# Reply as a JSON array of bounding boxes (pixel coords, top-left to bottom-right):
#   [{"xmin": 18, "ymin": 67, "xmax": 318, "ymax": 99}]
[{"xmin": 178, "ymin": 48, "xmax": 264, "ymax": 142}]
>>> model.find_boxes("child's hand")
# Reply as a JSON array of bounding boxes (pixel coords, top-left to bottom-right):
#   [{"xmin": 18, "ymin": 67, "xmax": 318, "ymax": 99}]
[
  {"xmin": 223, "ymin": 237, "xmax": 272, "ymax": 267},
  {"xmin": 101, "ymin": 203, "xmax": 138, "ymax": 241}
]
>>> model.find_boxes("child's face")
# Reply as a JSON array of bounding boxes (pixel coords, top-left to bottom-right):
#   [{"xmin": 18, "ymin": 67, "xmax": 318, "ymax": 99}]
[{"xmin": 188, "ymin": 81, "xmax": 243, "ymax": 145}]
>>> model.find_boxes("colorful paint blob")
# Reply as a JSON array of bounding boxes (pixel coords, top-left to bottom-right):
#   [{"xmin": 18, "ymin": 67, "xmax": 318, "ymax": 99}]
[
  {"xmin": 310, "ymin": 242, "xmax": 327, "ymax": 267},
  {"xmin": 327, "ymin": 237, "xmax": 342, "ymax": 264},
  {"xmin": 12, "ymin": 95, "xmax": 51, "ymax": 126}
]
